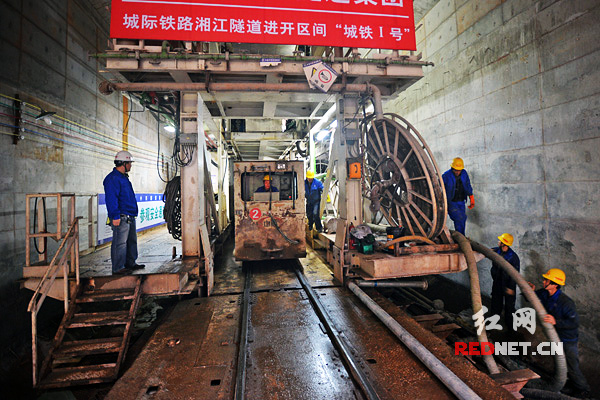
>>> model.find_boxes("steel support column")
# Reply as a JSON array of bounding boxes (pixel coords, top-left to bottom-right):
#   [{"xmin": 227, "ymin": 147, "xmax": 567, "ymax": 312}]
[{"xmin": 180, "ymin": 93, "xmax": 200, "ymax": 257}]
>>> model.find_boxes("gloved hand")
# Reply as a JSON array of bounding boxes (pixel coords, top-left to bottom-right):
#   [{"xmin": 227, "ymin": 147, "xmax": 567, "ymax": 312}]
[{"xmin": 468, "ymin": 195, "xmax": 475, "ymax": 209}]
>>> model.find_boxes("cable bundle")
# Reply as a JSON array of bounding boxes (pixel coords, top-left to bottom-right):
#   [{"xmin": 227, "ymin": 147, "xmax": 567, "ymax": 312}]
[
  {"xmin": 174, "ymin": 141, "xmax": 195, "ymax": 167},
  {"xmin": 163, "ymin": 176, "xmax": 182, "ymax": 240}
]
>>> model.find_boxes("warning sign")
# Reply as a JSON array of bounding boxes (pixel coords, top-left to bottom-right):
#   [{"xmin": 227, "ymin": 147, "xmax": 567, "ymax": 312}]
[{"xmin": 303, "ymin": 60, "xmax": 339, "ymax": 93}]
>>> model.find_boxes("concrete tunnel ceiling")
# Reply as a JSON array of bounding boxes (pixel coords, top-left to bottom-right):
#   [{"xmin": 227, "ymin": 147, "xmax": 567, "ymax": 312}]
[{"xmin": 93, "ymin": 0, "xmax": 441, "ymax": 160}]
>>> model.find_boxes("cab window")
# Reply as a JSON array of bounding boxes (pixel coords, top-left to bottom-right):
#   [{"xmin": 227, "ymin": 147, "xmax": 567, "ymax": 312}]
[{"xmin": 241, "ymin": 172, "xmax": 298, "ymax": 201}]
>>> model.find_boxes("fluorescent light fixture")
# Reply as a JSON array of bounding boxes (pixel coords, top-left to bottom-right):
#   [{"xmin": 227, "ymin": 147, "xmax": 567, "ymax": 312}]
[
  {"xmin": 328, "ymin": 120, "xmax": 338, "ymax": 129},
  {"xmin": 164, "ymin": 125, "xmax": 175, "ymax": 133},
  {"xmin": 310, "ymin": 104, "xmax": 336, "ymax": 136},
  {"xmin": 316, "ymin": 129, "xmax": 330, "ymax": 141}
]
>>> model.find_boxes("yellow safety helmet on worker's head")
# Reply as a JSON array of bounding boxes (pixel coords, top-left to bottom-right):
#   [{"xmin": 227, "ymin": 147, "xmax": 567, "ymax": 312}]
[
  {"xmin": 306, "ymin": 170, "xmax": 315, "ymax": 179},
  {"xmin": 543, "ymin": 268, "xmax": 566, "ymax": 286},
  {"xmin": 451, "ymin": 157, "xmax": 464, "ymax": 170},
  {"xmin": 263, "ymin": 175, "xmax": 272, "ymax": 181},
  {"xmin": 498, "ymin": 233, "xmax": 514, "ymax": 247}
]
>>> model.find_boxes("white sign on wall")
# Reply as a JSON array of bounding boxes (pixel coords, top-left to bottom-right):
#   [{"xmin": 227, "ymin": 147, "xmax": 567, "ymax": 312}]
[{"xmin": 97, "ymin": 193, "xmax": 166, "ymax": 245}]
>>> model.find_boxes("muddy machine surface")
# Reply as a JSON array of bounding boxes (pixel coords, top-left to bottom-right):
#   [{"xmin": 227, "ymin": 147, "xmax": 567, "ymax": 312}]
[{"xmin": 234, "ymin": 161, "xmax": 306, "ymax": 261}]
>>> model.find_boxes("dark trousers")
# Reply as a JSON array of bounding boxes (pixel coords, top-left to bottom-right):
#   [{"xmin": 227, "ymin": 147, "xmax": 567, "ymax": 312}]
[
  {"xmin": 491, "ymin": 279, "xmax": 516, "ymax": 330},
  {"xmin": 563, "ymin": 341, "xmax": 590, "ymax": 391},
  {"xmin": 448, "ymin": 201, "xmax": 467, "ymax": 235},
  {"xmin": 307, "ymin": 202, "xmax": 322, "ymax": 231},
  {"xmin": 110, "ymin": 217, "xmax": 138, "ymax": 273}
]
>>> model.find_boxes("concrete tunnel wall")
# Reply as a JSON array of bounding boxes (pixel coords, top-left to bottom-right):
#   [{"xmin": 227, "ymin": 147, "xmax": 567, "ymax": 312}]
[
  {"xmin": 0, "ymin": 0, "xmax": 173, "ymax": 369},
  {"xmin": 386, "ymin": 0, "xmax": 600, "ymax": 375}
]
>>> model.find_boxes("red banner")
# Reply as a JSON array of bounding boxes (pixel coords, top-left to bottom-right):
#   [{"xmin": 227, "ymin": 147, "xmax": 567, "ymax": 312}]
[{"xmin": 110, "ymin": 0, "xmax": 416, "ymax": 50}]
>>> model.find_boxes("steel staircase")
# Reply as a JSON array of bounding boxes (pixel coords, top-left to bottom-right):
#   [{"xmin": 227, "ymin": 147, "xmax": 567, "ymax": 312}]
[{"xmin": 37, "ymin": 277, "xmax": 142, "ymax": 388}]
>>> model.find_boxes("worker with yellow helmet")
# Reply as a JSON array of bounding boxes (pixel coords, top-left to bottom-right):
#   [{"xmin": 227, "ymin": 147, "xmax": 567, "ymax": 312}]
[
  {"xmin": 305, "ymin": 170, "xmax": 324, "ymax": 232},
  {"xmin": 529, "ymin": 269, "xmax": 590, "ymax": 396},
  {"xmin": 442, "ymin": 157, "xmax": 474, "ymax": 235},
  {"xmin": 490, "ymin": 233, "xmax": 520, "ymax": 329},
  {"xmin": 255, "ymin": 174, "xmax": 279, "ymax": 193}
]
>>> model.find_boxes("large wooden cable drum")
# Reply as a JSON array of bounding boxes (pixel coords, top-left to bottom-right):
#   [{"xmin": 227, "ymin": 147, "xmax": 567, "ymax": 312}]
[{"xmin": 364, "ymin": 113, "xmax": 447, "ymax": 239}]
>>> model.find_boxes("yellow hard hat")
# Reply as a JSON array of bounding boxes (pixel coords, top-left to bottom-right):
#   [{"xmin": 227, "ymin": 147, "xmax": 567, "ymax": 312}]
[
  {"xmin": 306, "ymin": 170, "xmax": 315, "ymax": 179},
  {"xmin": 543, "ymin": 268, "xmax": 566, "ymax": 286},
  {"xmin": 451, "ymin": 157, "xmax": 464, "ymax": 170},
  {"xmin": 498, "ymin": 233, "xmax": 514, "ymax": 247},
  {"xmin": 263, "ymin": 175, "xmax": 272, "ymax": 181}
]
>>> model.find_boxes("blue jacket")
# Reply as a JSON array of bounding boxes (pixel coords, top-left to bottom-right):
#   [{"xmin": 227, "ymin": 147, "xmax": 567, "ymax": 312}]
[
  {"xmin": 103, "ymin": 168, "xmax": 138, "ymax": 220},
  {"xmin": 536, "ymin": 288, "xmax": 579, "ymax": 342},
  {"xmin": 491, "ymin": 247, "xmax": 520, "ymax": 291},
  {"xmin": 442, "ymin": 169, "xmax": 473, "ymax": 204},
  {"xmin": 305, "ymin": 178, "xmax": 324, "ymax": 205},
  {"xmin": 255, "ymin": 185, "xmax": 279, "ymax": 192}
]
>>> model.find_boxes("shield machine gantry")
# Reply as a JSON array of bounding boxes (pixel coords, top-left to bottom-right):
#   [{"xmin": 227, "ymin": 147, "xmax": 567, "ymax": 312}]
[{"xmin": 98, "ymin": 40, "xmax": 470, "ymax": 290}]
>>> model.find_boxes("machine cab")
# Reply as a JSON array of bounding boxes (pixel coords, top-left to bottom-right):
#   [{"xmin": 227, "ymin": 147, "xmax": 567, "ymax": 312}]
[{"xmin": 234, "ymin": 161, "xmax": 306, "ymax": 261}]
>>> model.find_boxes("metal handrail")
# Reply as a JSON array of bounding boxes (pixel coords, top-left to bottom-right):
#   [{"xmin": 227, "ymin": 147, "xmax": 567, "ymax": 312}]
[{"xmin": 27, "ymin": 216, "xmax": 81, "ymax": 386}]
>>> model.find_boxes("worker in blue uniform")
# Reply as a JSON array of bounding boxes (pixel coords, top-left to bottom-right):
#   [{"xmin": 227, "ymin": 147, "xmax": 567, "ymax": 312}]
[
  {"xmin": 530, "ymin": 269, "xmax": 590, "ymax": 397},
  {"xmin": 442, "ymin": 157, "xmax": 474, "ymax": 235},
  {"xmin": 103, "ymin": 151, "xmax": 145, "ymax": 275},
  {"xmin": 255, "ymin": 174, "xmax": 279, "ymax": 192},
  {"xmin": 305, "ymin": 170, "xmax": 324, "ymax": 232},
  {"xmin": 490, "ymin": 233, "xmax": 520, "ymax": 329}
]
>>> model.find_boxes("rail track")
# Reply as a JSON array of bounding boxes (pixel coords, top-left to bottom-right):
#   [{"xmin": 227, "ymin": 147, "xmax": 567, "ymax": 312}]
[
  {"xmin": 105, "ymin": 247, "xmax": 514, "ymax": 399},
  {"xmin": 231, "ymin": 257, "xmax": 511, "ymax": 400}
]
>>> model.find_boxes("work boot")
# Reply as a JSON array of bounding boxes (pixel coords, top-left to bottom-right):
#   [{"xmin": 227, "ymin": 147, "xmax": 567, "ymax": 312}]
[
  {"xmin": 127, "ymin": 264, "xmax": 145, "ymax": 270},
  {"xmin": 113, "ymin": 268, "xmax": 132, "ymax": 275}
]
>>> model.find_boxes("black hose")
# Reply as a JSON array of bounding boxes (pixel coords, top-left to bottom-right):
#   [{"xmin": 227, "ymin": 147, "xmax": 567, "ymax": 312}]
[
  {"xmin": 268, "ymin": 212, "xmax": 299, "ymax": 244},
  {"xmin": 163, "ymin": 176, "xmax": 182, "ymax": 240},
  {"xmin": 33, "ymin": 197, "xmax": 47, "ymax": 255},
  {"xmin": 295, "ymin": 140, "xmax": 308, "ymax": 157},
  {"xmin": 466, "ymin": 237, "xmax": 568, "ymax": 392}
]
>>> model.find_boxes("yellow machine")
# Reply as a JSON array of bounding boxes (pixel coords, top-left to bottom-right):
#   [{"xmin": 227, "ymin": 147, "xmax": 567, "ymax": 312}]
[{"xmin": 233, "ymin": 161, "xmax": 306, "ymax": 261}]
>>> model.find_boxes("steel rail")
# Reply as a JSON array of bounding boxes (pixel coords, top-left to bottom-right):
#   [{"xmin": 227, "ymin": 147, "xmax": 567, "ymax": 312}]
[
  {"xmin": 234, "ymin": 266, "xmax": 251, "ymax": 400},
  {"xmin": 294, "ymin": 265, "xmax": 380, "ymax": 400}
]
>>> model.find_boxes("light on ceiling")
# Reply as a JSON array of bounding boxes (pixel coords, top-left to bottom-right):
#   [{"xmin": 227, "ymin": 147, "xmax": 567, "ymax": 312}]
[{"xmin": 164, "ymin": 125, "xmax": 175, "ymax": 133}]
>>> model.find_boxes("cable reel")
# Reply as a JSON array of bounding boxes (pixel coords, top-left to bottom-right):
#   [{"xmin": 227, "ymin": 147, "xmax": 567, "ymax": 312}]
[{"xmin": 363, "ymin": 113, "xmax": 447, "ymax": 239}]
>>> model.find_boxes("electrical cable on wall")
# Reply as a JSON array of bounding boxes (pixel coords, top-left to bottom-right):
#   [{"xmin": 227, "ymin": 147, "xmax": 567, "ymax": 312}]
[
  {"xmin": 0, "ymin": 93, "xmax": 158, "ymax": 157},
  {"xmin": 155, "ymin": 99, "xmax": 178, "ymax": 183}
]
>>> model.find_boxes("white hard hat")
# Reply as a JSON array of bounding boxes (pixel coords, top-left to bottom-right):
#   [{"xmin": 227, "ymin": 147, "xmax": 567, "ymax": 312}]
[{"xmin": 115, "ymin": 150, "xmax": 133, "ymax": 162}]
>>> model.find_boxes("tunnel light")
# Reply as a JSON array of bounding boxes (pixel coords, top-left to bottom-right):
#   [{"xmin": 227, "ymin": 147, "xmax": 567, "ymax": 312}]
[
  {"xmin": 316, "ymin": 129, "xmax": 330, "ymax": 141},
  {"xmin": 164, "ymin": 125, "xmax": 175, "ymax": 133},
  {"xmin": 310, "ymin": 104, "xmax": 336, "ymax": 136}
]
